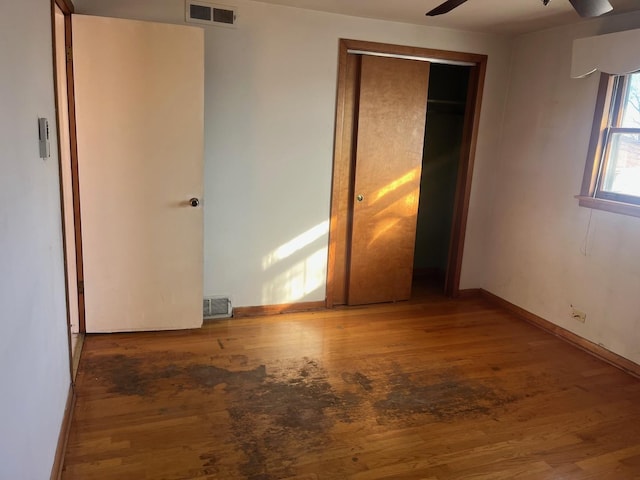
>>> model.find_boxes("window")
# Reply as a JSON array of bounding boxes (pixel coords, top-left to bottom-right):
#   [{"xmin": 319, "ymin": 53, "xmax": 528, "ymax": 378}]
[{"xmin": 579, "ymin": 71, "xmax": 640, "ymax": 217}]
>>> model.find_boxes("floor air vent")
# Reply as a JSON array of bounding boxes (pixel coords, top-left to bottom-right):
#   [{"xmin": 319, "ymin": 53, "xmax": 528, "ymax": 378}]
[
  {"xmin": 203, "ymin": 296, "xmax": 233, "ymax": 319},
  {"xmin": 186, "ymin": 1, "xmax": 237, "ymax": 28}
]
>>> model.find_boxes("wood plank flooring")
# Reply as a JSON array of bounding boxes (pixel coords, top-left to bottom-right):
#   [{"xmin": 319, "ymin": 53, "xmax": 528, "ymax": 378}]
[{"xmin": 62, "ymin": 288, "xmax": 640, "ymax": 479}]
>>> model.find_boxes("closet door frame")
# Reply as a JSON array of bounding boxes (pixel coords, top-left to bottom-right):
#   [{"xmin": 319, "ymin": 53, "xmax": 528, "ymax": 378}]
[{"xmin": 326, "ymin": 39, "xmax": 487, "ymax": 307}]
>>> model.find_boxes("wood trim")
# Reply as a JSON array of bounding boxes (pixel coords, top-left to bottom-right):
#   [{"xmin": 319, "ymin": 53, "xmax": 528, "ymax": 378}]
[
  {"xmin": 445, "ymin": 60, "xmax": 486, "ymax": 297},
  {"xmin": 234, "ymin": 301, "xmax": 326, "ymax": 318},
  {"xmin": 325, "ymin": 41, "xmax": 348, "ymax": 309},
  {"xmin": 49, "ymin": 384, "xmax": 76, "ymax": 480},
  {"xmin": 326, "ymin": 42, "xmax": 360, "ymax": 308},
  {"xmin": 64, "ymin": 9, "xmax": 86, "ymax": 333},
  {"xmin": 340, "ymin": 38, "xmax": 487, "ymax": 65},
  {"xmin": 51, "ymin": 0, "xmax": 86, "ymax": 384},
  {"xmin": 480, "ymin": 289, "xmax": 640, "ymax": 379},
  {"xmin": 54, "ymin": 0, "xmax": 74, "ymax": 14},
  {"xmin": 457, "ymin": 288, "xmax": 482, "ymax": 298},
  {"xmin": 326, "ymin": 38, "xmax": 488, "ymax": 306},
  {"xmin": 51, "ymin": 0, "xmax": 74, "ymax": 381}
]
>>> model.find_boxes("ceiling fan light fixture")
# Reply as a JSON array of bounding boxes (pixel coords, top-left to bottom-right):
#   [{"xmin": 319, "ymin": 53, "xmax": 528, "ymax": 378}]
[
  {"xmin": 425, "ymin": 0, "xmax": 469, "ymax": 16},
  {"xmin": 426, "ymin": 0, "xmax": 614, "ymax": 18},
  {"xmin": 568, "ymin": 0, "xmax": 613, "ymax": 17}
]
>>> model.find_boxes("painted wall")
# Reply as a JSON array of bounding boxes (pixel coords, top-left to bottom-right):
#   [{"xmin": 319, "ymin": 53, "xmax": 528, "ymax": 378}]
[
  {"xmin": 482, "ymin": 12, "xmax": 640, "ymax": 365},
  {"xmin": 74, "ymin": 0, "xmax": 512, "ymax": 307},
  {"xmin": 0, "ymin": 0, "xmax": 71, "ymax": 478}
]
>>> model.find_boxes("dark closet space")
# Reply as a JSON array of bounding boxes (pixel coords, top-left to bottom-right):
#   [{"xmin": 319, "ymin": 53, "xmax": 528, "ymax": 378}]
[{"xmin": 413, "ymin": 63, "xmax": 471, "ymax": 289}]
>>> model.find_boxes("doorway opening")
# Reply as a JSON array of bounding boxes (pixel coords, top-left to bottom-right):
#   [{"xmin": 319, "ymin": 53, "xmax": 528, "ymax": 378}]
[
  {"xmin": 413, "ymin": 64, "xmax": 471, "ymax": 294},
  {"xmin": 52, "ymin": 0, "xmax": 85, "ymax": 381},
  {"xmin": 326, "ymin": 39, "xmax": 487, "ymax": 307}
]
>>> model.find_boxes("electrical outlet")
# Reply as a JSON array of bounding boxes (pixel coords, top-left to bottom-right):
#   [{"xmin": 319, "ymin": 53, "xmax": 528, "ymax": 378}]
[{"xmin": 571, "ymin": 306, "xmax": 586, "ymax": 323}]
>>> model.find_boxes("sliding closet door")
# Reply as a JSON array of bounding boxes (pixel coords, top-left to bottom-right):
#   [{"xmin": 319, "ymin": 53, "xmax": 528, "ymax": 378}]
[{"xmin": 347, "ymin": 55, "xmax": 430, "ymax": 305}]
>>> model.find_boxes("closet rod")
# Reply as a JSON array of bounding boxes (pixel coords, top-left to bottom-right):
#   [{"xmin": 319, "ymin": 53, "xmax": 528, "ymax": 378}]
[{"xmin": 347, "ymin": 49, "xmax": 475, "ymax": 67}]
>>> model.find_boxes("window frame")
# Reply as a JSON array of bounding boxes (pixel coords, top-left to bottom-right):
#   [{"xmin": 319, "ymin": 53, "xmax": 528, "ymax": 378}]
[{"xmin": 578, "ymin": 72, "xmax": 640, "ymax": 218}]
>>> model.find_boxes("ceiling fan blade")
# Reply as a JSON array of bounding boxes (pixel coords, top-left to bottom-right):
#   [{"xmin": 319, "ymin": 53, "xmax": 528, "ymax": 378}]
[
  {"xmin": 568, "ymin": 0, "xmax": 613, "ymax": 17},
  {"xmin": 426, "ymin": 0, "xmax": 469, "ymax": 16}
]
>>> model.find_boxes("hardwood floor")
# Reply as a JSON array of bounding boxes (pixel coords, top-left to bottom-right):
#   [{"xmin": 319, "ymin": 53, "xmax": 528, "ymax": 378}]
[{"xmin": 62, "ymin": 288, "xmax": 640, "ymax": 479}]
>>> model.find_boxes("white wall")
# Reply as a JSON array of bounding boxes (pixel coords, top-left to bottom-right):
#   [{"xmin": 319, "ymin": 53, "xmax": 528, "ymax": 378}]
[
  {"xmin": 0, "ymin": 0, "xmax": 71, "ymax": 478},
  {"xmin": 74, "ymin": 0, "xmax": 512, "ymax": 307},
  {"xmin": 483, "ymin": 12, "xmax": 640, "ymax": 365}
]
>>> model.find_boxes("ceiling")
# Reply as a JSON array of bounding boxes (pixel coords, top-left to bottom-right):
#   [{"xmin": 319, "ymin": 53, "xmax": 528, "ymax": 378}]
[{"xmin": 252, "ymin": 0, "xmax": 640, "ymax": 35}]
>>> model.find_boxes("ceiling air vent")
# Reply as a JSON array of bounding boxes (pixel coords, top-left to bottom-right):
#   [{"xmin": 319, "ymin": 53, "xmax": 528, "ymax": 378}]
[{"xmin": 186, "ymin": 1, "xmax": 237, "ymax": 28}]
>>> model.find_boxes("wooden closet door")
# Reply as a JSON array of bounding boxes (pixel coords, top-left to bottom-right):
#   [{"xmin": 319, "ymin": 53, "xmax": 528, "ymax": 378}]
[{"xmin": 347, "ymin": 55, "xmax": 430, "ymax": 305}]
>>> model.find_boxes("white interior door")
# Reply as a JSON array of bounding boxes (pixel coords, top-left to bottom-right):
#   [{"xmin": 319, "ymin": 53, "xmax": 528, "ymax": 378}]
[{"xmin": 72, "ymin": 15, "xmax": 204, "ymax": 332}]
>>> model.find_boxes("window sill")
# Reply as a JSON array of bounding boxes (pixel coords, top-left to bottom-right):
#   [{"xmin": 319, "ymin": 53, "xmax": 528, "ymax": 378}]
[{"xmin": 576, "ymin": 195, "xmax": 640, "ymax": 219}]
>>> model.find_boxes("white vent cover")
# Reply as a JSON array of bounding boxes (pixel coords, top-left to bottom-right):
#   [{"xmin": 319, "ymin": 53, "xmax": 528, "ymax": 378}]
[
  {"xmin": 203, "ymin": 296, "xmax": 233, "ymax": 319},
  {"xmin": 186, "ymin": 1, "xmax": 237, "ymax": 28}
]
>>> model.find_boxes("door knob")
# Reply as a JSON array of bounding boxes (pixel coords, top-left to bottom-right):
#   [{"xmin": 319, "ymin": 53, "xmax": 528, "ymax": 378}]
[
  {"xmin": 356, "ymin": 194, "xmax": 364, "ymax": 202},
  {"xmin": 190, "ymin": 197, "xmax": 200, "ymax": 207}
]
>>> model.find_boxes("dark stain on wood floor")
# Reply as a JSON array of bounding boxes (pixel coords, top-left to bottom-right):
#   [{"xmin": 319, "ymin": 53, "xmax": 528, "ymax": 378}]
[
  {"xmin": 226, "ymin": 358, "xmax": 352, "ymax": 479},
  {"xmin": 83, "ymin": 350, "xmax": 522, "ymax": 479},
  {"xmin": 64, "ymin": 297, "xmax": 640, "ymax": 480},
  {"xmin": 374, "ymin": 369, "xmax": 517, "ymax": 421},
  {"xmin": 342, "ymin": 371, "xmax": 374, "ymax": 392}
]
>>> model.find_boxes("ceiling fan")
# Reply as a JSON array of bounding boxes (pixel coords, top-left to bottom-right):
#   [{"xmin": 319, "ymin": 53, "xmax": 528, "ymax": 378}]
[{"xmin": 426, "ymin": 0, "xmax": 613, "ymax": 18}]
